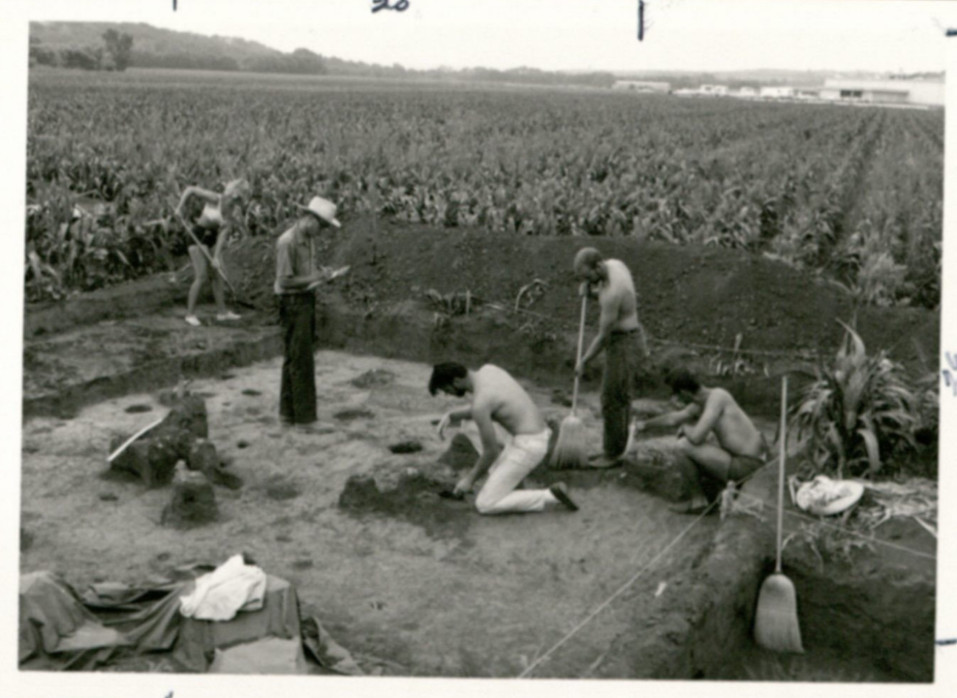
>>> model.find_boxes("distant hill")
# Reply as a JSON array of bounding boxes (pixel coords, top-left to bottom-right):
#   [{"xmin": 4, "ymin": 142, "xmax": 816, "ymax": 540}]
[
  {"xmin": 29, "ymin": 21, "xmax": 617, "ymax": 87},
  {"xmin": 30, "ymin": 21, "xmax": 318, "ymax": 73}
]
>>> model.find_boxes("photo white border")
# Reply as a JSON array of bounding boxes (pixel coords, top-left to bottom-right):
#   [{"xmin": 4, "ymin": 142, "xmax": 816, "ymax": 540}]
[{"xmin": 2, "ymin": 2, "xmax": 955, "ymax": 697}]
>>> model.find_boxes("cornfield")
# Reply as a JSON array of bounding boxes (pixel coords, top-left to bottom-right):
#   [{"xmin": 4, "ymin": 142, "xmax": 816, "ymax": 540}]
[{"xmin": 26, "ymin": 69, "xmax": 943, "ymax": 306}]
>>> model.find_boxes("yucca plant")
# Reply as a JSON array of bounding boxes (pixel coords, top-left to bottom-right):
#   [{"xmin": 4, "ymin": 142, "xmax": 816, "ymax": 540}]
[{"xmin": 792, "ymin": 321, "xmax": 918, "ymax": 479}]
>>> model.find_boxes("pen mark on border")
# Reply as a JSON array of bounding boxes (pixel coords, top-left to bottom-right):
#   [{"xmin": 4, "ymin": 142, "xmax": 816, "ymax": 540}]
[{"xmin": 372, "ymin": 0, "xmax": 410, "ymax": 14}]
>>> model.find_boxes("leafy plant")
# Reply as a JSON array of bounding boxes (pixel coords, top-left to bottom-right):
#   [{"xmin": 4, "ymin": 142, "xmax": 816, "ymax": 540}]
[
  {"xmin": 25, "ymin": 71, "xmax": 942, "ymax": 306},
  {"xmin": 791, "ymin": 321, "xmax": 918, "ymax": 479}
]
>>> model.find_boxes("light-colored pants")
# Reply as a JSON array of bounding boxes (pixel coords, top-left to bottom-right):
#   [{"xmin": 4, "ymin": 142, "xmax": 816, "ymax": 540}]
[{"xmin": 475, "ymin": 428, "xmax": 555, "ymax": 515}]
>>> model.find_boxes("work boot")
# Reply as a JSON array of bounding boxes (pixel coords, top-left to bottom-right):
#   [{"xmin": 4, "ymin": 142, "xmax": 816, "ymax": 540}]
[{"xmin": 549, "ymin": 482, "xmax": 579, "ymax": 512}]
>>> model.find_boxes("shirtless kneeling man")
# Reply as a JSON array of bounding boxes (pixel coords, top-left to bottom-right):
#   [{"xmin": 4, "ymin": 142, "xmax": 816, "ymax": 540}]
[
  {"xmin": 632, "ymin": 367, "xmax": 769, "ymax": 514},
  {"xmin": 430, "ymin": 362, "xmax": 579, "ymax": 514}
]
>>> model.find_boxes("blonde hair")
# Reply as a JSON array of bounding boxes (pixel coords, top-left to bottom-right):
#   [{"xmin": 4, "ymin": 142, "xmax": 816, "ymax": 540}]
[{"xmin": 223, "ymin": 178, "xmax": 251, "ymax": 202}]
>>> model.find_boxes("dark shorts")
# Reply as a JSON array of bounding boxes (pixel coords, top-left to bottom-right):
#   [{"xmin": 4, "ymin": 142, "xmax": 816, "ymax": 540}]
[
  {"xmin": 728, "ymin": 453, "xmax": 766, "ymax": 481},
  {"xmin": 189, "ymin": 224, "xmax": 218, "ymax": 250}
]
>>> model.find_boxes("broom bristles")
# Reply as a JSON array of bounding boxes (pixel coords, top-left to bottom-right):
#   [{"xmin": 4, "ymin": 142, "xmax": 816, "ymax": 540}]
[
  {"xmin": 550, "ymin": 415, "xmax": 588, "ymax": 469},
  {"xmin": 754, "ymin": 573, "xmax": 804, "ymax": 653}
]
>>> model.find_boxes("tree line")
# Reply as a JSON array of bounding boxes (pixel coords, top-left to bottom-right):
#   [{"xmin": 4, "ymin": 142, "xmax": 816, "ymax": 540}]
[
  {"xmin": 30, "ymin": 29, "xmax": 134, "ymax": 71},
  {"xmin": 29, "ymin": 29, "xmax": 614, "ymax": 88}
]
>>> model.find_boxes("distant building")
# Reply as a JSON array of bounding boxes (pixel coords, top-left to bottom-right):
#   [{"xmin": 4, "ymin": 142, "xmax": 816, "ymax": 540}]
[
  {"xmin": 612, "ymin": 80, "xmax": 671, "ymax": 94},
  {"xmin": 795, "ymin": 88, "xmax": 821, "ymax": 100},
  {"xmin": 736, "ymin": 86, "xmax": 758, "ymax": 98},
  {"xmin": 820, "ymin": 78, "xmax": 943, "ymax": 106},
  {"xmin": 759, "ymin": 86, "xmax": 795, "ymax": 99},
  {"xmin": 699, "ymin": 84, "xmax": 729, "ymax": 96}
]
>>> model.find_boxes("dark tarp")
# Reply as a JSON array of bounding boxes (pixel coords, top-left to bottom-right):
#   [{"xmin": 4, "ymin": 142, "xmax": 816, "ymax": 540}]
[{"xmin": 19, "ymin": 566, "xmax": 362, "ymax": 675}]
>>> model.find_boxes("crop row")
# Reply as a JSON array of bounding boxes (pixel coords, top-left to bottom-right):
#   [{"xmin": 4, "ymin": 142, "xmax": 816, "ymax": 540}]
[{"xmin": 25, "ymin": 70, "xmax": 943, "ymax": 308}]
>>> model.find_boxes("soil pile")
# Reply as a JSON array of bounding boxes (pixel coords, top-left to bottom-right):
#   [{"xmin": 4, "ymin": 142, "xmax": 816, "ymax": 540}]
[{"xmin": 223, "ymin": 216, "xmax": 938, "ymax": 371}]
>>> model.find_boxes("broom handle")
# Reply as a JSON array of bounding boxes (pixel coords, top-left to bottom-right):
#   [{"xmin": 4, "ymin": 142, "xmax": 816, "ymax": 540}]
[
  {"xmin": 571, "ymin": 294, "xmax": 588, "ymax": 413},
  {"xmin": 776, "ymin": 375, "xmax": 788, "ymax": 573}
]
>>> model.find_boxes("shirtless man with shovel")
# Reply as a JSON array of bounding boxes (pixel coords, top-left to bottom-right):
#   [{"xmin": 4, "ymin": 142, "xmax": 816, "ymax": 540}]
[
  {"xmin": 631, "ymin": 367, "xmax": 770, "ymax": 513},
  {"xmin": 573, "ymin": 247, "xmax": 650, "ymax": 468},
  {"xmin": 430, "ymin": 362, "xmax": 579, "ymax": 514}
]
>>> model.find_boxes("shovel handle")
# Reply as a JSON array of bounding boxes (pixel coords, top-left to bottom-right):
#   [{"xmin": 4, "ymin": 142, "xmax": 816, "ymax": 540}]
[{"xmin": 571, "ymin": 294, "xmax": 588, "ymax": 412}]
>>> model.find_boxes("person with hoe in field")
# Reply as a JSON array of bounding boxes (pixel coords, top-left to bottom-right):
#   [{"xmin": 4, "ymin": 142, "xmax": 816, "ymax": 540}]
[
  {"xmin": 632, "ymin": 366, "xmax": 770, "ymax": 514},
  {"xmin": 274, "ymin": 196, "xmax": 346, "ymax": 427},
  {"xmin": 175, "ymin": 178, "xmax": 251, "ymax": 327},
  {"xmin": 430, "ymin": 361, "xmax": 579, "ymax": 514},
  {"xmin": 570, "ymin": 247, "xmax": 649, "ymax": 469}
]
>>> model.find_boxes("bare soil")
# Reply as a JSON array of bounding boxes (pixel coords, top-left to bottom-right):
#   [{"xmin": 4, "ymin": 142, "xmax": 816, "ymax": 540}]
[
  {"xmin": 20, "ymin": 351, "xmax": 724, "ymax": 678},
  {"xmin": 19, "ymin": 220, "xmax": 939, "ymax": 680}
]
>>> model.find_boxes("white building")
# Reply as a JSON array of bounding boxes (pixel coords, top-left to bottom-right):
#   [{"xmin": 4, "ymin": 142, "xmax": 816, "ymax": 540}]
[
  {"xmin": 820, "ymin": 79, "xmax": 943, "ymax": 106},
  {"xmin": 699, "ymin": 84, "xmax": 729, "ymax": 96},
  {"xmin": 760, "ymin": 86, "xmax": 795, "ymax": 99}
]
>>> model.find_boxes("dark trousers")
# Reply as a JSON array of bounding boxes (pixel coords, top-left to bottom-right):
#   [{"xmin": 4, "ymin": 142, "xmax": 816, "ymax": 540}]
[
  {"xmin": 279, "ymin": 293, "xmax": 317, "ymax": 424},
  {"xmin": 601, "ymin": 330, "xmax": 643, "ymax": 458}
]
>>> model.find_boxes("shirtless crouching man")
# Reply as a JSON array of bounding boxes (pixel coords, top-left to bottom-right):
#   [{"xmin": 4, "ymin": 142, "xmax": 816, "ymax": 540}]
[
  {"xmin": 573, "ymin": 248, "xmax": 650, "ymax": 468},
  {"xmin": 632, "ymin": 367, "xmax": 770, "ymax": 514},
  {"xmin": 429, "ymin": 362, "xmax": 579, "ymax": 514}
]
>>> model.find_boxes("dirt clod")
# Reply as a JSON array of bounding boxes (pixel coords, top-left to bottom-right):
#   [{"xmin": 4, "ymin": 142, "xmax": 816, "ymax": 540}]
[
  {"xmin": 187, "ymin": 440, "xmax": 218, "ymax": 472},
  {"xmin": 161, "ymin": 466, "xmax": 218, "ymax": 528},
  {"xmin": 389, "ymin": 440, "xmax": 423, "ymax": 454},
  {"xmin": 124, "ymin": 404, "xmax": 153, "ymax": 414},
  {"xmin": 622, "ymin": 439, "xmax": 694, "ymax": 502},
  {"xmin": 350, "ymin": 369, "xmax": 396, "ymax": 389},
  {"xmin": 334, "ymin": 408, "xmax": 376, "ymax": 421}
]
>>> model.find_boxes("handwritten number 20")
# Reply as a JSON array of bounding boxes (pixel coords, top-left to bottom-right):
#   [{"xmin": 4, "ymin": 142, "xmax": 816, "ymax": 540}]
[{"xmin": 372, "ymin": 0, "xmax": 410, "ymax": 13}]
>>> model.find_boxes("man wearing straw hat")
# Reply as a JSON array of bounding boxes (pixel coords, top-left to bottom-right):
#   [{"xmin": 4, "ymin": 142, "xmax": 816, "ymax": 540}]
[
  {"xmin": 632, "ymin": 367, "xmax": 770, "ymax": 513},
  {"xmin": 274, "ymin": 196, "xmax": 344, "ymax": 426},
  {"xmin": 572, "ymin": 247, "xmax": 649, "ymax": 468},
  {"xmin": 429, "ymin": 361, "xmax": 579, "ymax": 514}
]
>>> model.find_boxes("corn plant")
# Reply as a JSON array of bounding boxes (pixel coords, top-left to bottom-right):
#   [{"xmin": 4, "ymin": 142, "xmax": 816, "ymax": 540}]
[
  {"xmin": 25, "ymin": 70, "xmax": 943, "ymax": 306},
  {"xmin": 791, "ymin": 321, "xmax": 918, "ymax": 479}
]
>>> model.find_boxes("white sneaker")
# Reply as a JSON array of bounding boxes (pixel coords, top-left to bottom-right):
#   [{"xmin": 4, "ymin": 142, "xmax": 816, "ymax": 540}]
[
  {"xmin": 185, "ymin": 315, "xmax": 201, "ymax": 327},
  {"xmin": 217, "ymin": 311, "xmax": 241, "ymax": 321}
]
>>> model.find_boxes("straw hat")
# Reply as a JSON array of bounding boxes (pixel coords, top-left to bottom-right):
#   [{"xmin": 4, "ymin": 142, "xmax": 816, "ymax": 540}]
[{"xmin": 296, "ymin": 196, "xmax": 341, "ymax": 228}]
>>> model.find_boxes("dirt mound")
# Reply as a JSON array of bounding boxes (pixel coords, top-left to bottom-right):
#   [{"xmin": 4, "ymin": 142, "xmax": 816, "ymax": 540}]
[{"xmin": 223, "ymin": 216, "xmax": 938, "ymax": 372}]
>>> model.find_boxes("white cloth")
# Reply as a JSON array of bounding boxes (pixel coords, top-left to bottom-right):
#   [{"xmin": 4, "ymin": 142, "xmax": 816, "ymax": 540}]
[
  {"xmin": 475, "ymin": 428, "xmax": 556, "ymax": 514},
  {"xmin": 179, "ymin": 555, "xmax": 267, "ymax": 621},
  {"xmin": 794, "ymin": 475, "xmax": 865, "ymax": 516}
]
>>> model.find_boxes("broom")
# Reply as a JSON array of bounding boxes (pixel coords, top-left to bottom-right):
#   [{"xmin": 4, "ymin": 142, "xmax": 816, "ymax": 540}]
[
  {"xmin": 754, "ymin": 375, "xmax": 804, "ymax": 653},
  {"xmin": 550, "ymin": 293, "xmax": 589, "ymax": 469}
]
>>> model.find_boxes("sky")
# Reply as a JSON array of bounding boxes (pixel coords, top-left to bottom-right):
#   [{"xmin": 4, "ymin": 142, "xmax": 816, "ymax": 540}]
[{"xmin": 14, "ymin": 0, "xmax": 957, "ymax": 74}]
